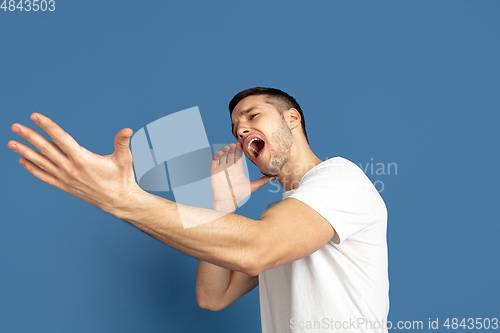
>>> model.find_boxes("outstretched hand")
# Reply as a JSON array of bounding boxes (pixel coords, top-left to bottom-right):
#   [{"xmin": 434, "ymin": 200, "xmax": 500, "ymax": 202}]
[
  {"xmin": 211, "ymin": 142, "xmax": 274, "ymax": 212},
  {"xmin": 7, "ymin": 113, "xmax": 143, "ymax": 216}
]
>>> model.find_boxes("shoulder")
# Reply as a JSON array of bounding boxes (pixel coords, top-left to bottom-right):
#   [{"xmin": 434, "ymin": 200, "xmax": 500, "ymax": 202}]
[
  {"xmin": 298, "ymin": 157, "xmax": 372, "ymax": 191},
  {"xmin": 303, "ymin": 157, "xmax": 362, "ymax": 176}
]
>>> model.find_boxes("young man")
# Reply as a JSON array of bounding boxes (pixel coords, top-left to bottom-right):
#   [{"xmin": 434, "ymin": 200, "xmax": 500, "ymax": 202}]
[{"xmin": 7, "ymin": 87, "xmax": 389, "ymax": 332}]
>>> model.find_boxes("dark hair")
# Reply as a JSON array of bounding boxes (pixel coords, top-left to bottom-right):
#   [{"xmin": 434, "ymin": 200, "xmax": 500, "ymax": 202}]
[{"xmin": 228, "ymin": 87, "xmax": 308, "ymax": 143}]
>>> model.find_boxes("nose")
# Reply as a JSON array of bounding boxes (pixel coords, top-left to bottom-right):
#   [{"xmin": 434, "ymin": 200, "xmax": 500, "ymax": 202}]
[{"xmin": 236, "ymin": 125, "xmax": 250, "ymax": 141}]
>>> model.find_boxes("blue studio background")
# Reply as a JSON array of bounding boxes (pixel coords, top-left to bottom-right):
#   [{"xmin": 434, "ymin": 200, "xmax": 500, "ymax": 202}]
[{"xmin": 1, "ymin": 1, "xmax": 499, "ymax": 332}]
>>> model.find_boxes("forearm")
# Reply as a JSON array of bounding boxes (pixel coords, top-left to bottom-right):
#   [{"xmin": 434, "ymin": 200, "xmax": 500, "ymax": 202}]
[
  {"xmin": 116, "ymin": 190, "xmax": 264, "ymax": 275},
  {"xmin": 196, "ymin": 202, "xmax": 236, "ymax": 306},
  {"xmin": 196, "ymin": 260, "xmax": 258, "ymax": 311},
  {"xmin": 196, "ymin": 260, "xmax": 232, "ymax": 307}
]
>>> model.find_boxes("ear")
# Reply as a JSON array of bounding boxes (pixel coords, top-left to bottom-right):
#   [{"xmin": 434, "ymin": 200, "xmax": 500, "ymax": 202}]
[{"xmin": 285, "ymin": 108, "xmax": 302, "ymax": 131}]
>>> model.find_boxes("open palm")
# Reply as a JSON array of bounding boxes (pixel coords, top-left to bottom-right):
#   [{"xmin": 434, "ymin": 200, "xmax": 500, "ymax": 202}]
[{"xmin": 211, "ymin": 143, "xmax": 273, "ymax": 212}]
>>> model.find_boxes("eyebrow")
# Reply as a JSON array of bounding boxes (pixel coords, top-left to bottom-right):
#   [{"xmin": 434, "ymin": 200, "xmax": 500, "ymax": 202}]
[{"xmin": 231, "ymin": 106, "xmax": 258, "ymax": 137}]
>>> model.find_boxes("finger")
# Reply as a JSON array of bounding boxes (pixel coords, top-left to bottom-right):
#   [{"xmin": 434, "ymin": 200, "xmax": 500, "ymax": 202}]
[
  {"xmin": 113, "ymin": 128, "xmax": 133, "ymax": 163},
  {"xmin": 218, "ymin": 146, "xmax": 230, "ymax": 167},
  {"xmin": 210, "ymin": 158, "xmax": 218, "ymax": 176},
  {"xmin": 210, "ymin": 158, "xmax": 232, "ymax": 197},
  {"xmin": 18, "ymin": 157, "xmax": 70, "ymax": 192},
  {"xmin": 250, "ymin": 175, "xmax": 274, "ymax": 193},
  {"xmin": 234, "ymin": 144, "xmax": 243, "ymax": 164},
  {"xmin": 11, "ymin": 123, "xmax": 70, "ymax": 168},
  {"xmin": 213, "ymin": 151, "xmax": 224, "ymax": 168},
  {"xmin": 226, "ymin": 143, "xmax": 237, "ymax": 165},
  {"xmin": 48, "ymin": 141, "xmax": 65, "ymax": 154},
  {"xmin": 29, "ymin": 113, "xmax": 83, "ymax": 158},
  {"xmin": 8, "ymin": 140, "xmax": 62, "ymax": 178},
  {"xmin": 211, "ymin": 156, "xmax": 226, "ymax": 176}
]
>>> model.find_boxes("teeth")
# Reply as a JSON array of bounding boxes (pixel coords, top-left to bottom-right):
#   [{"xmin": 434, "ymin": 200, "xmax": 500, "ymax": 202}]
[
  {"xmin": 247, "ymin": 138, "xmax": 261, "ymax": 157},
  {"xmin": 247, "ymin": 138, "xmax": 259, "ymax": 150}
]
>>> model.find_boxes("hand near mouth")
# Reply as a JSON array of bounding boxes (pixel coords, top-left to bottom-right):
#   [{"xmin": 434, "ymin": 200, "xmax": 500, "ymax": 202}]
[{"xmin": 211, "ymin": 142, "xmax": 274, "ymax": 212}]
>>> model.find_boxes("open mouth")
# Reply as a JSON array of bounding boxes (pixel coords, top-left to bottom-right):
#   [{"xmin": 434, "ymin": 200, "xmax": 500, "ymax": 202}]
[{"xmin": 248, "ymin": 137, "xmax": 265, "ymax": 159}]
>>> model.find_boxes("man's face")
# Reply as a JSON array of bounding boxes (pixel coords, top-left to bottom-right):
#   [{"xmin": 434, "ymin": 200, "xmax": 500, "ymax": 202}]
[{"xmin": 231, "ymin": 95, "xmax": 293, "ymax": 176}]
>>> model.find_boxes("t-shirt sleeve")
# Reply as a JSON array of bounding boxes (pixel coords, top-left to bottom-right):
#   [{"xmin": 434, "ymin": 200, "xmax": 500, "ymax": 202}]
[{"xmin": 287, "ymin": 159, "xmax": 380, "ymax": 244}]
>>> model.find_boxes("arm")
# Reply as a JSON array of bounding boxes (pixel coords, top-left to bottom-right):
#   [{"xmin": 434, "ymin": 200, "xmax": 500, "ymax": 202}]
[
  {"xmin": 117, "ymin": 185, "xmax": 334, "ymax": 276},
  {"xmin": 7, "ymin": 114, "xmax": 335, "ymax": 276},
  {"xmin": 196, "ymin": 146, "xmax": 263, "ymax": 310},
  {"xmin": 196, "ymin": 260, "xmax": 258, "ymax": 311}
]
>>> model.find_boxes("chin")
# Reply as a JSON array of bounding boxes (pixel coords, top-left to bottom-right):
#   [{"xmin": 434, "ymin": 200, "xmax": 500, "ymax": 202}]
[
  {"xmin": 262, "ymin": 170, "xmax": 279, "ymax": 177},
  {"xmin": 261, "ymin": 160, "xmax": 284, "ymax": 177}
]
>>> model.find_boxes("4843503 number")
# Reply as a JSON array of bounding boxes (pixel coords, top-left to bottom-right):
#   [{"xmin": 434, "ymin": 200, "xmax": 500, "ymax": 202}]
[{"xmin": 1, "ymin": 0, "xmax": 55, "ymax": 11}]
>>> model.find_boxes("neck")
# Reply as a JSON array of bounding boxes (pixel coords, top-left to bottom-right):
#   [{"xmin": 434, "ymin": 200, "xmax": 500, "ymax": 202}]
[{"xmin": 277, "ymin": 141, "xmax": 322, "ymax": 192}]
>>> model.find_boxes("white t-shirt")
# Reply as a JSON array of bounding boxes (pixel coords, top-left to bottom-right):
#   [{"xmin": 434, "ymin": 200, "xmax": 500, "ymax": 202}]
[{"xmin": 259, "ymin": 157, "xmax": 389, "ymax": 333}]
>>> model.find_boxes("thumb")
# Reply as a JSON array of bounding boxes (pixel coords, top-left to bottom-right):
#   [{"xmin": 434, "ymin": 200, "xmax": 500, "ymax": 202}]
[
  {"xmin": 250, "ymin": 175, "xmax": 275, "ymax": 193},
  {"xmin": 113, "ymin": 128, "xmax": 133, "ymax": 161}
]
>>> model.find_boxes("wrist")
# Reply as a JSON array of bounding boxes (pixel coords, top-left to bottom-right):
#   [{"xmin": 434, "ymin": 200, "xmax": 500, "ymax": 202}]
[
  {"xmin": 212, "ymin": 199, "xmax": 237, "ymax": 213},
  {"xmin": 111, "ymin": 185, "xmax": 151, "ymax": 221}
]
